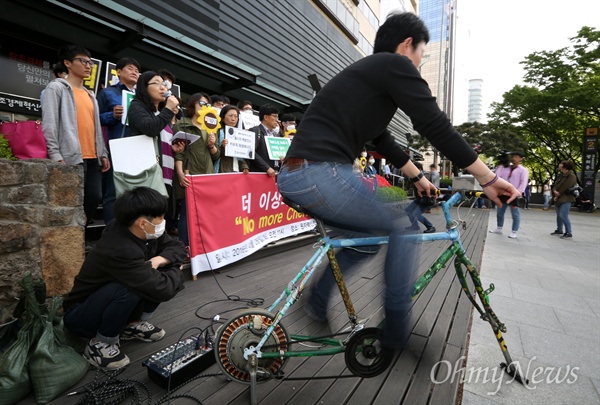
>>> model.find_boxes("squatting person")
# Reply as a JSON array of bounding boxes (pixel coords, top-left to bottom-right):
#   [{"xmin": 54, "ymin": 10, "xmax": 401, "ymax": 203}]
[{"xmin": 63, "ymin": 187, "xmax": 187, "ymax": 369}]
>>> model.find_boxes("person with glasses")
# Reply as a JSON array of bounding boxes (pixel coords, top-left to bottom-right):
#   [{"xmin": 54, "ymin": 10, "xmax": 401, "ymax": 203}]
[
  {"xmin": 127, "ymin": 71, "xmax": 183, "ymax": 234},
  {"xmin": 237, "ymin": 100, "xmax": 253, "ymax": 113},
  {"xmin": 97, "ymin": 57, "xmax": 141, "ymax": 224},
  {"xmin": 42, "ymin": 44, "xmax": 110, "ymax": 226},
  {"xmin": 247, "ymin": 104, "xmax": 281, "ymax": 177},
  {"xmin": 172, "ymin": 92, "xmax": 221, "ymax": 248}
]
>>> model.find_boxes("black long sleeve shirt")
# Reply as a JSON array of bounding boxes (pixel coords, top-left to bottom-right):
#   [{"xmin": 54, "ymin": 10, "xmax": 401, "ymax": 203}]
[{"xmin": 286, "ymin": 52, "xmax": 477, "ymax": 170}]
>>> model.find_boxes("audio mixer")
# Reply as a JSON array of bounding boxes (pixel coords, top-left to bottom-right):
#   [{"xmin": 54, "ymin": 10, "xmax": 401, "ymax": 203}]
[{"xmin": 143, "ymin": 333, "xmax": 216, "ymax": 389}]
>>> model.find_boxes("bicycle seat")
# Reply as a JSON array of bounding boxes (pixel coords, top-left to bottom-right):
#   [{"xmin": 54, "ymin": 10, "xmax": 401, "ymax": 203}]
[{"xmin": 282, "ymin": 197, "xmax": 371, "ymax": 234}]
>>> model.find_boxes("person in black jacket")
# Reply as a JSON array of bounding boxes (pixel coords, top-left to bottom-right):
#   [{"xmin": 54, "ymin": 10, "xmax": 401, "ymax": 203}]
[
  {"xmin": 248, "ymin": 104, "xmax": 280, "ymax": 176},
  {"xmin": 277, "ymin": 12, "xmax": 520, "ymax": 353},
  {"xmin": 63, "ymin": 187, "xmax": 187, "ymax": 370}
]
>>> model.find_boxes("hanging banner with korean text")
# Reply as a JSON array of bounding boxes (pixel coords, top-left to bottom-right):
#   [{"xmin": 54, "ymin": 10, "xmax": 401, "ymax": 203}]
[{"xmin": 186, "ymin": 173, "xmax": 315, "ymax": 275}]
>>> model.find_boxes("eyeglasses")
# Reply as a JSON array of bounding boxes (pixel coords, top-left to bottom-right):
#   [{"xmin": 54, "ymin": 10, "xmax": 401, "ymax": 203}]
[
  {"xmin": 72, "ymin": 57, "xmax": 94, "ymax": 67},
  {"xmin": 196, "ymin": 101, "xmax": 208, "ymax": 106},
  {"xmin": 148, "ymin": 81, "xmax": 167, "ymax": 88},
  {"xmin": 268, "ymin": 114, "xmax": 279, "ymax": 119}
]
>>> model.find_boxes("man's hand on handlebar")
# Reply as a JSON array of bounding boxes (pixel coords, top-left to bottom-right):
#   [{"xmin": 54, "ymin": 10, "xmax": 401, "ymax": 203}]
[
  {"xmin": 482, "ymin": 177, "xmax": 520, "ymax": 207},
  {"xmin": 414, "ymin": 177, "xmax": 438, "ymax": 198}
]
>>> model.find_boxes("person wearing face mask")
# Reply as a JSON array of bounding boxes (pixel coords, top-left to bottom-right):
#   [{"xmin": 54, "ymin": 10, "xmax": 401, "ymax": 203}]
[
  {"xmin": 365, "ymin": 154, "xmax": 377, "ymax": 177},
  {"xmin": 62, "ymin": 187, "xmax": 186, "ymax": 370},
  {"xmin": 280, "ymin": 113, "xmax": 297, "ymax": 138}
]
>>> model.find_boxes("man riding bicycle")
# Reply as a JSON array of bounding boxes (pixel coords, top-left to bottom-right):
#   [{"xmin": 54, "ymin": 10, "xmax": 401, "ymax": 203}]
[{"xmin": 277, "ymin": 12, "xmax": 519, "ymax": 352}]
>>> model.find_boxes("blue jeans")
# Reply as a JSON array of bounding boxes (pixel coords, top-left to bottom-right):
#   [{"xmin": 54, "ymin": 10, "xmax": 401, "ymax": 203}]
[
  {"xmin": 543, "ymin": 194, "xmax": 551, "ymax": 209},
  {"xmin": 406, "ymin": 201, "xmax": 433, "ymax": 228},
  {"xmin": 555, "ymin": 202, "xmax": 572, "ymax": 234},
  {"xmin": 496, "ymin": 203, "xmax": 520, "ymax": 232},
  {"xmin": 63, "ymin": 282, "xmax": 159, "ymax": 344},
  {"xmin": 277, "ymin": 161, "xmax": 418, "ymax": 349}
]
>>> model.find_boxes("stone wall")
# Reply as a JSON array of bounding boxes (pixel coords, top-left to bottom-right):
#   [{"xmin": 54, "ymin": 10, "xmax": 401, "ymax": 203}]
[{"xmin": 0, "ymin": 159, "xmax": 85, "ymax": 324}]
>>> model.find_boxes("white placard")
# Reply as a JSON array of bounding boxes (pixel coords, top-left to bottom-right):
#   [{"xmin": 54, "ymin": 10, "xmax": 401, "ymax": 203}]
[
  {"xmin": 224, "ymin": 126, "xmax": 255, "ymax": 160},
  {"xmin": 170, "ymin": 131, "xmax": 201, "ymax": 144},
  {"xmin": 109, "ymin": 135, "xmax": 157, "ymax": 175},
  {"xmin": 240, "ymin": 111, "xmax": 260, "ymax": 130}
]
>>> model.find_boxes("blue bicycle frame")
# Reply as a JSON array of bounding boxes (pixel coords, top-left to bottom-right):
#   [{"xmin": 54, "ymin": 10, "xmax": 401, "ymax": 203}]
[{"xmin": 222, "ymin": 191, "xmax": 527, "ymax": 405}]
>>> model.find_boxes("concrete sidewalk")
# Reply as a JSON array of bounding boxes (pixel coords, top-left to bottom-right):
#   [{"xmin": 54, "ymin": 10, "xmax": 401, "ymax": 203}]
[{"xmin": 462, "ymin": 207, "xmax": 600, "ymax": 404}]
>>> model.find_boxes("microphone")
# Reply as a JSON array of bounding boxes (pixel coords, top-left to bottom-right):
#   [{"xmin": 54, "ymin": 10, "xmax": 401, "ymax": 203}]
[{"xmin": 164, "ymin": 91, "xmax": 183, "ymax": 113}]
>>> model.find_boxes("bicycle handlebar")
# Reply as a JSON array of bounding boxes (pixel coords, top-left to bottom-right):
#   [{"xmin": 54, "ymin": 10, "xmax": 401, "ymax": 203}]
[
  {"xmin": 434, "ymin": 189, "xmax": 524, "ymax": 208},
  {"xmin": 462, "ymin": 190, "xmax": 524, "ymax": 208}
]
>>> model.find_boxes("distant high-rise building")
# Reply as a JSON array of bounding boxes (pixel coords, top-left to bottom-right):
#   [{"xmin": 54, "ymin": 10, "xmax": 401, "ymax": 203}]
[
  {"xmin": 418, "ymin": 0, "xmax": 456, "ymax": 167},
  {"xmin": 419, "ymin": 0, "xmax": 457, "ymax": 120},
  {"xmin": 468, "ymin": 79, "xmax": 483, "ymax": 123}
]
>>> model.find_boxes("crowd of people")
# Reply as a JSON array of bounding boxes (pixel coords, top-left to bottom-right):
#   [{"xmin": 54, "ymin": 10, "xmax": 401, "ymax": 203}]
[
  {"xmin": 39, "ymin": 44, "xmax": 304, "ymax": 369},
  {"xmin": 40, "ymin": 45, "xmax": 300, "ymax": 246}
]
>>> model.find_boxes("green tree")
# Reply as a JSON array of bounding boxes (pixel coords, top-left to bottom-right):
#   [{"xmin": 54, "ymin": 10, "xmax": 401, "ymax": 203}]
[
  {"xmin": 453, "ymin": 122, "xmax": 527, "ymax": 166},
  {"xmin": 488, "ymin": 26, "xmax": 600, "ymax": 184}
]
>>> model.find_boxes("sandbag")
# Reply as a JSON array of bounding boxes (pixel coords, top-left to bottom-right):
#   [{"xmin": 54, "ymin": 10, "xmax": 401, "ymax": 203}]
[{"xmin": 29, "ymin": 297, "xmax": 89, "ymax": 404}]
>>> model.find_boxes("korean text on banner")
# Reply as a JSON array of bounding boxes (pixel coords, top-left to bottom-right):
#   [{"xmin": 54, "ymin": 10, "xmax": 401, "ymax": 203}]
[{"xmin": 186, "ymin": 173, "xmax": 315, "ymax": 275}]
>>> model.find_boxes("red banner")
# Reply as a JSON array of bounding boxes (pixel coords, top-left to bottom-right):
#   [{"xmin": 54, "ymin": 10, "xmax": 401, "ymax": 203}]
[{"xmin": 186, "ymin": 173, "xmax": 315, "ymax": 275}]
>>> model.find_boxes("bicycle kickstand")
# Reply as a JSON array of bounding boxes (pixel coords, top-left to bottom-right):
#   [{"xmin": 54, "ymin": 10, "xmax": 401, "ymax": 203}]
[{"xmin": 248, "ymin": 353, "xmax": 258, "ymax": 405}]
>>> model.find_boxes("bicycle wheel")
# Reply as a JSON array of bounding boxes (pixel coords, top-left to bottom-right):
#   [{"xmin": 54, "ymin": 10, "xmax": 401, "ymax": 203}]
[
  {"xmin": 214, "ymin": 309, "xmax": 289, "ymax": 384},
  {"xmin": 344, "ymin": 327, "xmax": 393, "ymax": 378}
]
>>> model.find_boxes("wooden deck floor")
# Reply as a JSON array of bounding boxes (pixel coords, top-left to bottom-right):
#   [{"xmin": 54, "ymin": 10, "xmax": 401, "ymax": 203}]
[{"xmin": 20, "ymin": 206, "xmax": 492, "ymax": 405}]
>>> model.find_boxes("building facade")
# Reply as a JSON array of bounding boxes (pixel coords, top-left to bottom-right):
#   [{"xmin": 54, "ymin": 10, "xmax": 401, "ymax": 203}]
[
  {"xmin": 417, "ymin": 0, "xmax": 456, "ymax": 169},
  {"xmin": 0, "ymin": 0, "xmax": 418, "ymax": 150}
]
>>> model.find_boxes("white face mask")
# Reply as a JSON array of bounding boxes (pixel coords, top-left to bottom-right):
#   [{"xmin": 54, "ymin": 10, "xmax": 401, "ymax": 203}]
[
  {"xmin": 286, "ymin": 125, "xmax": 296, "ymax": 131},
  {"xmin": 361, "ymin": 152, "xmax": 367, "ymax": 158},
  {"xmin": 368, "ymin": 159, "xmax": 375, "ymax": 165},
  {"xmin": 164, "ymin": 80, "xmax": 172, "ymax": 90},
  {"xmin": 144, "ymin": 219, "xmax": 166, "ymax": 240},
  {"xmin": 272, "ymin": 126, "xmax": 280, "ymax": 134}
]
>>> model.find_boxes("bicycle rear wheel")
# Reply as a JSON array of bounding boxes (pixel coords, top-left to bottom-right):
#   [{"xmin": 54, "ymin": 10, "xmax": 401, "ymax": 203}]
[
  {"xmin": 344, "ymin": 327, "xmax": 393, "ymax": 378},
  {"xmin": 214, "ymin": 309, "xmax": 289, "ymax": 384}
]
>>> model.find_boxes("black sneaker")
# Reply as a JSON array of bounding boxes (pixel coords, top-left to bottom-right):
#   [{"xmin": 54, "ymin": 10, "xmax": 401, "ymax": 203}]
[
  {"xmin": 423, "ymin": 227, "xmax": 436, "ymax": 233},
  {"xmin": 121, "ymin": 321, "xmax": 165, "ymax": 342},
  {"xmin": 84, "ymin": 340, "xmax": 130, "ymax": 370},
  {"xmin": 560, "ymin": 233, "xmax": 572, "ymax": 239},
  {"xmin": 550, "ymin": 230, "xmax": 563, "ymax": 235}
]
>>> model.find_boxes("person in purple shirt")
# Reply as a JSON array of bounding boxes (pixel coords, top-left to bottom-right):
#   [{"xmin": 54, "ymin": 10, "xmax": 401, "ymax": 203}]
[{"xmin": 489, "ymin": 151, "xmax": 529, "ymax": 238}]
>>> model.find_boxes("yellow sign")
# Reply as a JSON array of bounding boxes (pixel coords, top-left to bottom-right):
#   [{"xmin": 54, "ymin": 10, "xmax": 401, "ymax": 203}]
[
  {"xmin": 197, "ymin": 104, "xmax": 221, "ymax": 133},
  {"xmin": 585, "ymin": 127, "xmax": 598, "ymax": 136}
]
